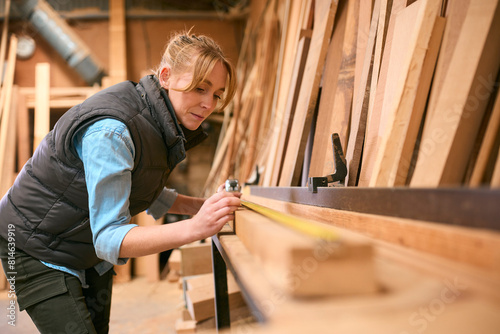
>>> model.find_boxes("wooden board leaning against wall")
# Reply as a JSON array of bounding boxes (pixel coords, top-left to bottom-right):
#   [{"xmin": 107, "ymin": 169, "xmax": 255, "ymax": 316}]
[{"xmin": 204, "ymin": 0, "xmax": 500, "ymax": 190}]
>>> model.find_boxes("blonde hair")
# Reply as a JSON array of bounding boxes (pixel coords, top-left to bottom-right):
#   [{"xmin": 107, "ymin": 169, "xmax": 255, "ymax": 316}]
[{"xmin": 156, "ymin": 31, "xmax": 236, "ymax": 111}]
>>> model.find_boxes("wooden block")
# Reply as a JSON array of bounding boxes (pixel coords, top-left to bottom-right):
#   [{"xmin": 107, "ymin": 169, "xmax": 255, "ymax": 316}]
[
  {"xmin": 180, "ymin": 242, "xmax": 212, "ymax": 276},
  {"xmin": 185, "ymin": 273, "xmax": 244, "ymax": 321},
  {"xmin": 410, "ymin": 0, "xmax": 500, "ymax": 186},
  {"xmin": 169, "ymin": 248, "xmax": 182, "ymax": 272},
  {"xmin": 279, "ymin": 0, "xmax": 338, "ymax": 186},
  {"xmin": 175, "ymin": 318, "xmax": 196, "ymax": 334},
  {"xmin": 235, "ymin": 201, "xmax": 378, "ymax": 297}
]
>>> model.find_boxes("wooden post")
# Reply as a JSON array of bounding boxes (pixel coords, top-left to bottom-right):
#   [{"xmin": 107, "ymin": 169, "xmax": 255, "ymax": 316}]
[
  {"xmin": 108, "ymin": 0, "xmax": 130, "ymax": 283},
  {"xmin": 33, "ymin": 63, "xmax": 50, "ymax": 152}
]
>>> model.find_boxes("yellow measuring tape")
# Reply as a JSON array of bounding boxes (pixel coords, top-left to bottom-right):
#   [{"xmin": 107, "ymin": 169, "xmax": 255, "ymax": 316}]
[{"xmin": 241, "ymin": 200, "xmax": 340, "ymax": 241}]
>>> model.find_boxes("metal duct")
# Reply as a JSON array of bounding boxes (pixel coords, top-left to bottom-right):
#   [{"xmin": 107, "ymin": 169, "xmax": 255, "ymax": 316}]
[{"xmin": 12, "ymin": 0, "xmax": 106, "ymax": 85}]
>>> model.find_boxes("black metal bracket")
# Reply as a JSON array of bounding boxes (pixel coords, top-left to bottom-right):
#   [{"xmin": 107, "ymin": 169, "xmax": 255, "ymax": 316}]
[{"xmin": 308, "ymin": 133, "xmax": 347, "ymax": 193}]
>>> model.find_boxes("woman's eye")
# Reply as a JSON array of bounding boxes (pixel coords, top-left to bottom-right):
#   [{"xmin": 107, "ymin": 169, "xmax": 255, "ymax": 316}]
[
  {"xmin": 214, "ymin": 94, "xmax": 222, "ymax": 100},
  {"xmin": 196, "ymin": 88, "xmax": 205, "ymax": 93}
]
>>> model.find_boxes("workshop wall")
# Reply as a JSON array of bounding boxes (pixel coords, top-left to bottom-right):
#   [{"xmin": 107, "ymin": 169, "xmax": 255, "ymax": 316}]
[{"xmin": 11, "ymin": 18, "xmax": 244, "ymax": 87}]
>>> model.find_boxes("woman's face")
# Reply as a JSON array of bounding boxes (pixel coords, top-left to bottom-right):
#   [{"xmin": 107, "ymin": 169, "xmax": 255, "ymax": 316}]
[{"xmin": 160, "ymin": 61, "xmax": 227, "ymax": 130}]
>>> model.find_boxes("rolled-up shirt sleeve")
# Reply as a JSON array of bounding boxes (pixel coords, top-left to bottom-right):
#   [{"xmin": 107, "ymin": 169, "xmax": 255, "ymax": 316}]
[
  {"xmin": 147, "ymin": 187, "xmax": 178, "ymax": 220},
  {"xmin": 74, "ymin": 118, "xmax": 138, "ymax": 265}
]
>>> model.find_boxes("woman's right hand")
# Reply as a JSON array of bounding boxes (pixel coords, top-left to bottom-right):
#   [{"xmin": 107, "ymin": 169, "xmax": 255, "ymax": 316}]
[{"xmin": 189, "ymin": 190, "xmax": 241, "ymax": 240}]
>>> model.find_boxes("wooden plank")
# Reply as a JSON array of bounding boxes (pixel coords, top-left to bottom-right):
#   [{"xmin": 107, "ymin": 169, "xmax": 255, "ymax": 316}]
[
  {"xmin": 345, "ymin": 0, "xmax": 382, "ymax": 186},
  {"xmin": 0, "ymin": 35, "xmax": 18, "ymax": 196},
  {"xmin": 279, "ymin": 0, "xmax": 338, "ymax": 186},
  {"xmin": 240, "ymin": 0, "xmax": 279, "ymax": 182},
  {"xmin": 217, "ymin": 227, "xmax": 500, "ymax": 333},
  {"xmin": 308, "ymin": 0, "xmax": 359, "ymax": 179},
  {"xmin": 358, "ymin": 0, "xmax": 408, "ymax": 186},
  {"xmin": 243, "ymin": 193, "xmax": 500, "ymax": 282},
  {"xmin": 16, "ymin": 92, "xmax": 30, "ymax": 169},
  {"xmin": 234, "ymin": 206, "xmax": 377, "ymax": 297},
  {"xmin": 491, "ymin": 149, "xmax": 500, "ymax": 187},
  {"xmin": 109, "ymin": 0, "xmax": 127, "ymax": 83},
  {"xmin": 0, "ymin": 0, "xmax": 11, "ymax": 101},
  {"xmin": 267, "ymin": 31, "xmax": 312, "ymax": 186},
  {"xmin": 370, "ymin": 0, "xmax": 444, "ymax": 187},
  {"xmin": 367, "ymin": 0, "xmax": 394, "ymax": 115},
  {"xmin": 352, "ymin": 0, "xmax": 375, "ymax": 112},
  {"xmin": 265, "ymin": 0, "xmax": 313, "ymax": 187},
  {"xmin": 33, "ymin": 63, "xmax": 50, "ymax": 152},
  {"xmin": 248, "ymin": 186, "xmax": 500, "ymax": 230},
  {"xmin": 470, "ymin": 91, "xmax": 500, "ymax": 186},
  {"xmin": 426, "ymin": 0, "xmax": 471, "ymax": 122},
  {"xmin": 410, "ymin": 0, "xmax": 500, "ymax": 186},
  {"xmin": 262, "ymin": 0, "xmax": 301, "ymax": 187}
]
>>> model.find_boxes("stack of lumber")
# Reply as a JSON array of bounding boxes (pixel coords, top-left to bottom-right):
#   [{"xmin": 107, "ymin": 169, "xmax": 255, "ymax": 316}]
[
  {"xmin": 175, "ymin": 270, "xmax": 251, "ymax": 332},
  {"xmin": 204, "ymin": 0, "xmax": 500, "ymax": 192}
]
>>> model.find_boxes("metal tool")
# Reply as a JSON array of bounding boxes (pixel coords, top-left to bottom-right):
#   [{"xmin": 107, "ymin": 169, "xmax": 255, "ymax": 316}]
[
  {"xmin": 308, "ymin": 133, "xmax": 347, "ymax": 192},
  {"xmin": 225, "ymin": 179, "xmax": 241, "ymax": 192},
  {"xmin": 241, "ymin": 200, "xmax": 339, "ymax": 241}
]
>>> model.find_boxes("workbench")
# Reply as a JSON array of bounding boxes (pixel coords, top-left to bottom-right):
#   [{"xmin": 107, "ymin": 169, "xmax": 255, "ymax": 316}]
[{"xmin": 211, "ymin": 186, "xmax": 500, "ymax": 333}]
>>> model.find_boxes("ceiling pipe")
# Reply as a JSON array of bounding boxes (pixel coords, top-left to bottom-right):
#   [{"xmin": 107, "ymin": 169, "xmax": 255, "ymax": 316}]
[{"xmin": 12, "ymin": 0, "xmax": 106, "ymax": 85}]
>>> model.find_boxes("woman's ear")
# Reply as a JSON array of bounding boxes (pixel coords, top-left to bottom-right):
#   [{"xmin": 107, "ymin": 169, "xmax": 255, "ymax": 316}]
[{"xmin": 159, "ymin": 67, "xmax": 170, "ymax": 89}]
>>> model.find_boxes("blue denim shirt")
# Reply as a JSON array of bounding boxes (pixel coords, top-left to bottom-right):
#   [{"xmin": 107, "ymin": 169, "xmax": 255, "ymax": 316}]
[{"xmin": 41, "ymin": 118, "xmax": 178, "ymax": 286}]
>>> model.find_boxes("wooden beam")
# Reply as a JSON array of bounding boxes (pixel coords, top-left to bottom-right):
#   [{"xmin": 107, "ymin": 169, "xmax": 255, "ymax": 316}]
[
  {"xmin": 0, "ymin": 35, "xmax": 18, "ymax": 197},
  {"xmin": 279, "ymin": 0, "xmax": 338, "ymax": 186},
  {"xmin": 0, "ymin": 0, "xmax": 11, "ymax": 99},
  {"xmin": 411, "ymin": 0, "xmax": 500, "ymax": 186},
  {"xmin": 243, "ymin": 192, "xmax": 500, "ymax": 279},
  {"xmin": 109, "ymin": 0, "xmax": 127, "ymax": 83},
  {"xmin": 234, "ymin": 206, "xmax": 377, "ymax": 297}
]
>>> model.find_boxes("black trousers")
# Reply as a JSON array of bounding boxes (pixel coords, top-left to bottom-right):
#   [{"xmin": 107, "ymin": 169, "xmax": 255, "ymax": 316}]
[{"xmin": 0, "ymin": 237, "xmax": 113, "ymax": 334}]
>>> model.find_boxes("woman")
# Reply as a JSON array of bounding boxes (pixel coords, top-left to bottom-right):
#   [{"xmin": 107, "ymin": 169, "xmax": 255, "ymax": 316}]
[{"xmin": 0, "ymin": 31, "xmax": 240, "ymax": 333}]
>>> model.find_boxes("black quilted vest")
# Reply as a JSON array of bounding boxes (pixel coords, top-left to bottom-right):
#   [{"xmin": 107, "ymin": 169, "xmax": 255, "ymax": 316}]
[{"xmin": 0, "ymin": 75, "xmax": 207, "ymax": 269}]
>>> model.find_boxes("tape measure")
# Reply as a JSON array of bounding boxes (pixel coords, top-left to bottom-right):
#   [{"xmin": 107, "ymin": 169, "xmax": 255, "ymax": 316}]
[{"xmin": 241, "ymin": 200, "xmax": 340, "ymax": 241}]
